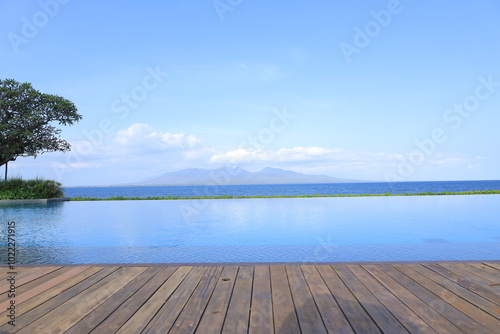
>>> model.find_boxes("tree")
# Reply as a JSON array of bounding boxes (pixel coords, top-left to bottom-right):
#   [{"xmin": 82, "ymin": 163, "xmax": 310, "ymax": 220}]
[{"xmin": 0, "ymin": 78, "xmax": 82, "ymax": 172}]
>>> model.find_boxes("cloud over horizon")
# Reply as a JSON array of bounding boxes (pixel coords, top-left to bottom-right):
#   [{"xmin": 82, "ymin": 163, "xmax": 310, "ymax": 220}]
[
  {"xmin": 8, "ymin": 123, "xmax": 487, "ymax": 186},
  {"xmin": 115, "ymin": 123, "xmax": 202, "ymax": 152}
]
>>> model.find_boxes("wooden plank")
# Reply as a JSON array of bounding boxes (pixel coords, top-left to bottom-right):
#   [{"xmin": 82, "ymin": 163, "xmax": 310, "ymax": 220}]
[
  {"xmin": 348, "ymin": 265, "xmax": 437, "ymax": 334},
  {"xmin": 117, "ymin": 266, "xmax": 192, "ymax": 334},
  {"xmin": 269, "ymin": 265, "xmax": 301, "ymax": 334},
  {"xmin": 334, "ymin": 264, "xmax": 409, "ymax": 334},
  {"xmin": 64, "ymin": 267, "xmax": 164, "ymax": 333},
  {"xmin": 0, "ymin": 266, "xmax": 113, "ymax": 331},
  {"xmin": 286, "ymin": 265, "xmax": 326, "ymax": 334},
  {"xmin": 394, "ymin": 264, "xmax": 500, "ymax": 332},
  {"xmin": 438, "ymin": 263, "xmax": 500, "ymax": 292},
  {"xmin": 0, "ymin": 266, "xmax": 44, "ymax": 282},
  {"xmin": 466, "ymin": 263, "xmax": 500, "ymax": 281},
  {"xmin": 301, "ymin": 265, "xmax": 354, "ymax": 334},
  {"xmin": 90, "ymin": 266, "xmax": 177, "ymax": 334},
  {"xmin": 196, "ymin": 266, "xmax": 239, "ymax": 334},
  {"xmin": 141, "ymin": 266, "xmax": 207, "ymax": 334},
  {"xmin": 222, "ymin": 266, "xmax": 254, "ymax": 334},
  {"xmin": 0, "ymin": 267, "xmax": 56, "ymax": 292},
  {"xmin": 0, "ymin": 266, "xmax": 100, "ymax": 327},
  {"xmin": 362, "ymin": 264, "xmax": 464, "ymax": 334},
  {"xmin": 381, "ymin": 264, "xmax": 492, "ymax": 334},
  {"xmin": 16, "ymin": 267, "xmax": 146, "ymax": 334},
  {"xmin": 317, "ymin": 265, "xmax": 381, "ymax": 334},
  {"xmin": 0, "ymin": 267, "xmax": 69, "ymax": 299},
  {"xmin": 0, "ymin": 266, "xmax": 62, "ymax": 294},
  {"xmin": 169, "ymin": 266, "xmax": 223, "ymax": 334},
  {"xmin": 0, "ymin": 266, "xmax": 52, "ymax": 279},
  {"xmin": 0, "ymin": 266, "xmax": 89, "ymax": 311},
  {"xmin": 484, "ymin": 262, "xmax": 500, "ymax": 271},
  {"xmin": 423, "ymin": 263, "xmax": 500, "ymax": 306},
  {"xmin": 249, "ymin": 266, "xmax": 273, "ymax": 334}
]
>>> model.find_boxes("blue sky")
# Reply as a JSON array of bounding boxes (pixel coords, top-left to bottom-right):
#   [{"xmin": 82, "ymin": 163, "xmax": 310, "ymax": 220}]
[{"xmin": 1, "ymin": 0, "xmax": 499, "ymax": 186}]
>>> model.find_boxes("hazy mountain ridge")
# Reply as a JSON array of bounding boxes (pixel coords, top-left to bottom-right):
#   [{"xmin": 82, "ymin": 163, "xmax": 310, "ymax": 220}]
[{"xmin": 131, "ymin": 167, "xmax": 364, "ymax": 186}]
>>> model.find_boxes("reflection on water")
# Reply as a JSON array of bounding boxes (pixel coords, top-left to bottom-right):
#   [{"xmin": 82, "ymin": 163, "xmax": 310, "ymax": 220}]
[{"xmin": 1, "ymin": 195, "xmax": 499, "ymax": 264}]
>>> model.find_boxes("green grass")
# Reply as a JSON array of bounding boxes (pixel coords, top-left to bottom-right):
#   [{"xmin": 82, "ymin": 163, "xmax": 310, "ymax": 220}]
[
  {"xmin": 69, "ymin": 190, "xmax": 500, "ymax": 201},
  {"xmin": 0, "ymin": 176, "xmax": 64, "ymax": 200}
]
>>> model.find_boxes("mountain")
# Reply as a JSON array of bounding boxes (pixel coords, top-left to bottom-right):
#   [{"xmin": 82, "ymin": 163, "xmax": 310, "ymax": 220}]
[{"xmin": 130, "ymin": 167, "xmax": 364, "ymax": 186}]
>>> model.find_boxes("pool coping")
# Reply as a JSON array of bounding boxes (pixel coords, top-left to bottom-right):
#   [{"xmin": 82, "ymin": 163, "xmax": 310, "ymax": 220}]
[
  {"xmin": 4, "ymin": 259, "xmax": 499, "ymax": 267},
  {"xmin": 0, "ymin": 197, "xmax": 70, "ymax": 205}
]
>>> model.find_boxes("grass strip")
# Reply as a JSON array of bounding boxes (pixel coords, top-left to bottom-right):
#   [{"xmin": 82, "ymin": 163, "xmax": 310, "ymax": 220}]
[{"xmin": 69, "ymin": 190, "xmax": 500, "ymax": 201}]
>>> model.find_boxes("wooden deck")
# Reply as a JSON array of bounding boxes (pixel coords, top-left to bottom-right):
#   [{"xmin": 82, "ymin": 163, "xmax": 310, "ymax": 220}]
[{"xmin": 1, "ymin": 262, "xmax": 499, "ymax": 333}]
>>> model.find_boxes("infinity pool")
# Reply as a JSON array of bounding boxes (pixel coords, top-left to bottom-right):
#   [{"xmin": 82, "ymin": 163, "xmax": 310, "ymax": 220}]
[{"xmin": 1, "ymin": 195, "xmax": 499, "ymax": 264}]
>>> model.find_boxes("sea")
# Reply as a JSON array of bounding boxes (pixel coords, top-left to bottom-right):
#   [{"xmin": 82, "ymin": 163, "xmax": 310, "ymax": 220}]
[{"xmin": 63, "ymin": 180, "xmax": 500, "ymax": 199}]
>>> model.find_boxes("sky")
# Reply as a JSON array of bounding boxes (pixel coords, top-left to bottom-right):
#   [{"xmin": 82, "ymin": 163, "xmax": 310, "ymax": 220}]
[{"xmin": 1, "ymin": 0, "xmax": 499, "ymax": 186}]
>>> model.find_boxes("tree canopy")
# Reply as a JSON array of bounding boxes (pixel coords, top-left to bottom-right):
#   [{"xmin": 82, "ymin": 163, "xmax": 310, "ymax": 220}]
[{"xmin": 0, "ymin": 79, "xmax": 82, "ymax": 167}]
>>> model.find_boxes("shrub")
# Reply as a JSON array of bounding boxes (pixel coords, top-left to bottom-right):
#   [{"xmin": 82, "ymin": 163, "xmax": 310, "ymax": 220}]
[{"xmin": 0, "ymin": 176, "xmax": 64, "ymax": 199}]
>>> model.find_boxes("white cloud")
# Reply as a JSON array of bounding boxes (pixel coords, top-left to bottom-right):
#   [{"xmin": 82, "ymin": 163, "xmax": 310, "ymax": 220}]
[
  {"xmin": 182, "ymin": 147, "xmax": 215, "ymax": 160},
  {"xmin": 114, "ymin": 123, "xmax": 202, "ymax": 152},
  {"xmin": 209, "ymin": 146, "xmax": 393, "ymax": 165},
  {"xmin": 210, "ymin": 149, "xmax": 265, "ymax": 163},
  {"xmin": 52, "ymin": 162, "xmax": 101, "ymax": 169},
  {"xmin": 186, "ymin": 135, "xmax": 202, "ymax": 147},
  {"xmin": 276, "ymin": 147, "xmax": 342, "ymax": 160},
  {"xmin": 431, "ymin": 157, "xmax": 468, "ymax": 166}
]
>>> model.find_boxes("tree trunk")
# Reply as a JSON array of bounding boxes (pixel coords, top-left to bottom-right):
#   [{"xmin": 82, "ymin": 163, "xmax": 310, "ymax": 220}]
[{"xmin": 1, "ymin": 158, "xmax": 16, "ymax": 182}]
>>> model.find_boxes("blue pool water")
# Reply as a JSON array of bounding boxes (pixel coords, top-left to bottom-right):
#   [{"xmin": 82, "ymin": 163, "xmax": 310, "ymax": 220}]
[{"xmin": 1, "ymin": 195, "xmax": 499, "ymax": 264}]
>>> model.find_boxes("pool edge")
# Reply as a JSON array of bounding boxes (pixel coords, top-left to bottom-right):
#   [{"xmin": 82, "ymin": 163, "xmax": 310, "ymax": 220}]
[{"xmin": 4, "ymin": 259, "xmax": 500, "ymax": 267}]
